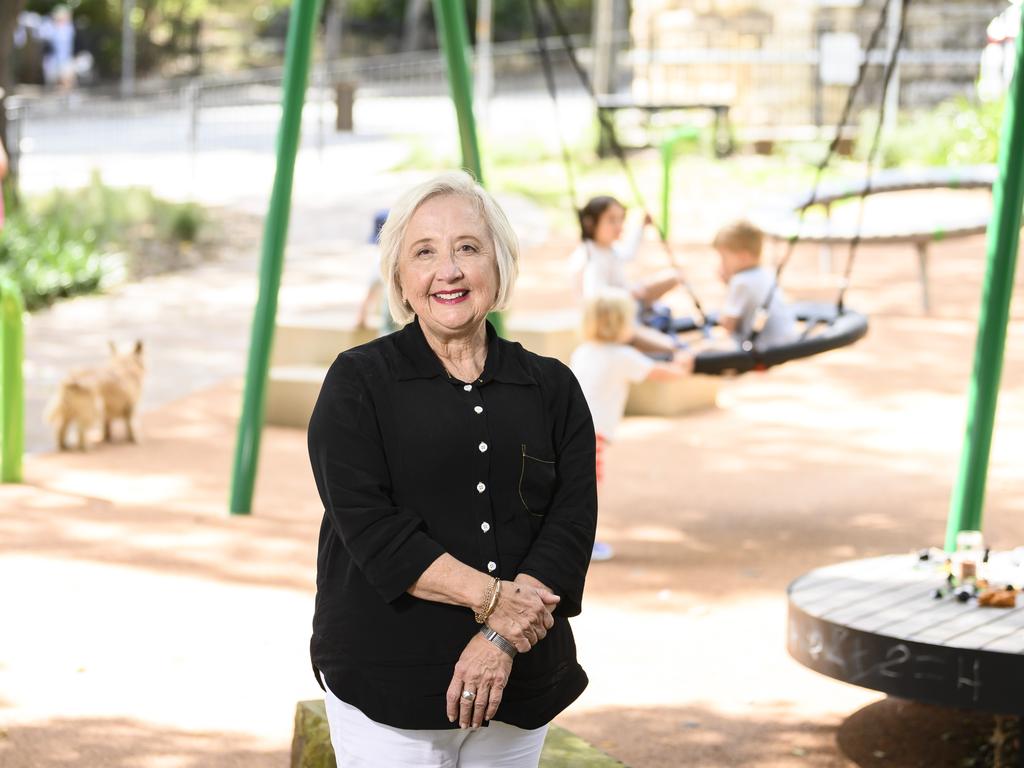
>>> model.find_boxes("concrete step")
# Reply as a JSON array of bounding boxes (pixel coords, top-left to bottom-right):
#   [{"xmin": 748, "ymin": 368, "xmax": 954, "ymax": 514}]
[
  {"xmin": 267, "ymin": 307, "xmax": 720, "ymax": 428},
  {"xmin": 626, "ymin": 374, "xmax": 720, "ymax": 416},
  {"xmin": 273, "ymin": 310, "xmax": 582, "ymax": 369},
  {"xmin": 267, "ymin": 362, "xmax": 720, "ymax": 429},
  {"xmin": 505, "ymin": 310, "xmax": 580, "ymax": 366},
  {"xmin": 266, "ymin": 365, "xmax": 327, "ymax": 429},
  {"xmin": 272, "ymin": 322, "xmax": 377, "ymax": 367},
  {"xmin": 291, "ymin": 699, "xmax": 626, "ymax": 768}
]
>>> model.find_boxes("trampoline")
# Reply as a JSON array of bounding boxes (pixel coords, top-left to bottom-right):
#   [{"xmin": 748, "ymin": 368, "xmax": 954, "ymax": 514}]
[{"xmin": 754, "ymin": 165, "xmax": 996, "ymax": 312}]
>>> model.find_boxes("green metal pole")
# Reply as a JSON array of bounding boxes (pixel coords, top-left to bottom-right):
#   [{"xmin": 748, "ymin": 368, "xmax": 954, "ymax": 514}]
[
  {"xmin": 944, "ymin": 12, "xmax": 1024, "ymax": 551},
  {"xmin": 433, "ymin": 0, "xmax": 484, "ymax": 184},
  {"xmin": 433, "ymin": 0, "xmax": 505, "ymax": 337},
  {"xmin": 229, "ymin": 0, "xmax": 321, "ymax": 515},
  {"xmin": 660, "ymin": 126, "xmax": 700, "ymax": 241},
  {"xmin": 0, "ymin": 279, "xmax": 24, "ymax": 483},
  {"xmin": 660, "ymin": 140, "xmax": 672, "ymax": 242}
]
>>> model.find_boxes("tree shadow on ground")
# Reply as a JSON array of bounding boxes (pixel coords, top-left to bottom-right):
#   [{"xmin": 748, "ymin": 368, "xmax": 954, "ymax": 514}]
[
  {"xmin": 0, "ymin": 716, "xmax": 286, "ymax": 768},
  {"xmin": 559, "ymin": 698, "xmax": 1009, "ymax": 768},
  {"xmin": 836, "ymin": 697, "xmax": 1012, "ymax": 768},
  {"xmin": 558, "ymin": 703, "xmax": 849, "ymax": 767}
]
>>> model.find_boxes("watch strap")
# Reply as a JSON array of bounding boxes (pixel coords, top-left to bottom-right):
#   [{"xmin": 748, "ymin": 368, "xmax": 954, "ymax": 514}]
[{"xmin": 478, "ymin": 624, "xmax": 518, "ymax": 658}]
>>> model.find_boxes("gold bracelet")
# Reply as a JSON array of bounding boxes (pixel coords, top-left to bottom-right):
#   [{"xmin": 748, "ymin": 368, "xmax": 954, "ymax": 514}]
[{"xmin": 474, "ymin": 577, "xmax": 501, "ymax": 624}]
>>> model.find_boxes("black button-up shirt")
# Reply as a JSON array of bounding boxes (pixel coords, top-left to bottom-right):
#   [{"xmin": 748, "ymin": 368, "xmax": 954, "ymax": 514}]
[{"xmin": 307, "ymin": 318, "xmax": 597, "ymax": 730}]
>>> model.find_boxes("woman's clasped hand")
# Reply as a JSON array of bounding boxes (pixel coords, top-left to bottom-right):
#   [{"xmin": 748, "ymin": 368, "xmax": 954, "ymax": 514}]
[
  {"xmin": 446, "ymin": 576, "xmax": 560, "ymax": 728},
  {"xmin": 488, "ymin": 577, "xmax": 560, "ymax": 652}
]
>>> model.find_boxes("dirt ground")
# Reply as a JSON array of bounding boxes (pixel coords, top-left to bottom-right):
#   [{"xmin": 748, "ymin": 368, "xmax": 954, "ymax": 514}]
[{"xmin": 2, "ymin": 225, "xmax": 1023, "ymax": 767}]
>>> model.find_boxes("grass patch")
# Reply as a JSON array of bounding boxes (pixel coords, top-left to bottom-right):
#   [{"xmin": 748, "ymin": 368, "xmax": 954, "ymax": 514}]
[{"xmin": 0, "ymin": 174, "xmax": 210, "ymax": 311}]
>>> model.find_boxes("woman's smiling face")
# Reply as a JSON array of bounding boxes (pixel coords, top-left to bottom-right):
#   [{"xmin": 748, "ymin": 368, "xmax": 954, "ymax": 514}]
[{"xmin": 398, "ymin": 194, "xmax": 499, "ymax": 342}]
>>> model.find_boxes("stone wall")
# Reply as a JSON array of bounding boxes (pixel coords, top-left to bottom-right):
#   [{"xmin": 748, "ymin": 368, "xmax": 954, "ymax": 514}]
[{"xmin": 630, "ymin": 0, "xmax": 1007, "ymax": 128}]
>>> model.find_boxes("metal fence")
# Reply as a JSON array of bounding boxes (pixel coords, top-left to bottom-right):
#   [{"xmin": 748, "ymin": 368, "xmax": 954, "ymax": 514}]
[{"xmin": 3, "ymin": 3, "xmax": 1005, "ymax": 172}]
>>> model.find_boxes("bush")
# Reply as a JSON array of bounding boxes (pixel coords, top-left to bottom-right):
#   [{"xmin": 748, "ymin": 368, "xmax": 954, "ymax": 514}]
[
  {"xmin": 862, "ymin": 96, "xmax": 1005, "ymax": 168},
  {"xmin": 0, "ymin": 214, "xmax": 109, "ymax": 310},
  {"xmin": 160, "ymin": 202, "xmax": 206, "ymax": 243},
  {"xmin": 0, "ymin": 176, "xmax": 207, "ymax": 311}
]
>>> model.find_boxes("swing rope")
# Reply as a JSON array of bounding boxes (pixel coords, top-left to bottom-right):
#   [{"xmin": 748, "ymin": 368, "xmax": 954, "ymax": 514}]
[
  {"xmin": 528, "ymin": 0, "xmax": 581, "ymax": 211},
  {"xmin": 533, "ymin": 0, "xmax": 709, "ymax": 324},
  {"xmin": 773, "ymin": 0, "xmax": 898, "ymax": 282},
  {"xmin": 744, "ymin": 0, "xmax": 909, "ymax": 350},
  {"xmin": 837, "ymin": 0, "xmax": 911, "ymax": 313}
]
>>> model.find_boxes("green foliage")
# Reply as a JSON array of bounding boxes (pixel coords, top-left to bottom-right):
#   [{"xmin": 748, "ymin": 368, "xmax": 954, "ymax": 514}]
[
  {"xmin": 0, "ymin": 175, "xmax": 206, "ymax": 310},
  {"xmin": 159, "ymin": 201, "xmax": 205, "ymax": 242},
  {"xmin": 862, "ymin": 96, "xmax": 1006, "ymax": 168},
  {"xmin": 0, "ymin": 213, "xmax": 106, "ymax": 310}
]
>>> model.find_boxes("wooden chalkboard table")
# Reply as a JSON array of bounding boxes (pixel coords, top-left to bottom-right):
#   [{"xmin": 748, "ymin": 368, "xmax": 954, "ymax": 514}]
[{"xmin": 787, "ymin": 553, "xmax": 1024, "ymax": 715}]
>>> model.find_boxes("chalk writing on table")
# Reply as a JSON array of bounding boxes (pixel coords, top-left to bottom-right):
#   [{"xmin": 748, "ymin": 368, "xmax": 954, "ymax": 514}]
[{"xmin": 790, "ymin": 617, "xmax": 983, "ymax": 704}]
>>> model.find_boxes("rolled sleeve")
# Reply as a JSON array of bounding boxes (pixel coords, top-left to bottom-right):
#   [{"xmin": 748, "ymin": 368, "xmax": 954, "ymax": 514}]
[
  {"xmin": 308, "ymin": 354, "xmax": 444, "ymax": 603},
  {"xmin": 517, "ymin": 369, "xmax": 597, "ymax": 617}
]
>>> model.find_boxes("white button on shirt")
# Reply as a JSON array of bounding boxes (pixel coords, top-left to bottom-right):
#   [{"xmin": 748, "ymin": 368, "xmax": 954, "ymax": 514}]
[
  {"xmin": 476, "ymin": 482, "xmax": 486, "ymax": 493},
  {"xmin": 474, "ymin": 406, "xmax": 483, "ymax": 414},
  {"xmin": 478, "ymin": 442, "xmax": 488, "ymax": 453},
  {"xmin": 463, "ymin": 384, "xmax": 472, "ymax": 392},
  {"xmin": 481, "ymin": 522, "xmax": 491, "ymax": 532},
  {"xmin": 487, "ymin": 561, "xmax": 497, "ymax": 572}
]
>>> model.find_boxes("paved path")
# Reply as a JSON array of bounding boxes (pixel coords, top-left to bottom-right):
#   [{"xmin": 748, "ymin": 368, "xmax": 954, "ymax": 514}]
[
  {"xmin": 21, "ymin": 97, "xmax": 550, "ymax": 452},
  {"xmin": 4, "ymin": 227, "xmax": 1024, "ymax": 766}
]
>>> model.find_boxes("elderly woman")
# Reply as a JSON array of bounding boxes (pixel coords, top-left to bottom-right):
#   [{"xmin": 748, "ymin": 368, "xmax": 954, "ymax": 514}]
[{"xmin": 307, "ymin": 172, "xmax": 597, "ymax": 767}]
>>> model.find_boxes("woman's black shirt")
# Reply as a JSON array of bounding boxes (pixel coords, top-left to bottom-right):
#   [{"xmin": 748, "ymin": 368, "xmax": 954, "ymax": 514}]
[{"xmin": 307, "ymin": 318, "xmax": 597, "ymax": 730}]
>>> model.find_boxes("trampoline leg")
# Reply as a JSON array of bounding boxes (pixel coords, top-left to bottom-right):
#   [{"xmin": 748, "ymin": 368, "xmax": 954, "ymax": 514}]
[
  {"xmin": 820, "ymin": 202, "xmax": 833, "ymax": 273},
  {"xmin": 818, "ymin": 244, "xmax": 833, "ymax": 273},
  {"xmin": 915, "ymin": 241, "xmax": 931, "ymax": 313}
]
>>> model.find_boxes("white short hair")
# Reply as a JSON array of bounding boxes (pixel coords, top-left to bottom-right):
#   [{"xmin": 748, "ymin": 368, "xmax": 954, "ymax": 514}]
[{"xmin": 378, "ymin": 171, "xmax": 520, "ymax": 326}]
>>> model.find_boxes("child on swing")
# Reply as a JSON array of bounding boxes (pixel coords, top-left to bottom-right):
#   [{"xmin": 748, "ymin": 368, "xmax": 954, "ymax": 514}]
[
  {"xmin": 570, "ymin": 287, "xmax": 693, "ymax": 561},
  {"xmin": 711, "ymin": 220, "xmax": 798, "ymax": 352},
  {"xmin": 568, "ymin": 195, "xmax": 687, "ymax": 355}
]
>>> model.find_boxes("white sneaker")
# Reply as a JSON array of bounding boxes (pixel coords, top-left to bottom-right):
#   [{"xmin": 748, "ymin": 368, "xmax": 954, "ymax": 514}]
[{"xmin": 591, "ymin": 542, "xmax": 615, "ymax": 562}]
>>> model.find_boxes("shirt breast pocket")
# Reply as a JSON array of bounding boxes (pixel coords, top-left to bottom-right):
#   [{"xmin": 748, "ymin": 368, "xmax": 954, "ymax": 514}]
[{"xmin": 518, "ymin": 444, "xmax": 556, "ymax": 518}]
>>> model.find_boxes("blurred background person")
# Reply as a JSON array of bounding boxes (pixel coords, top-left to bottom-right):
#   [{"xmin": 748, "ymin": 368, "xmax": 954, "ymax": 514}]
[{"xmin": 40, "ymin": 5, "xmax": 76, "ymax": 92}]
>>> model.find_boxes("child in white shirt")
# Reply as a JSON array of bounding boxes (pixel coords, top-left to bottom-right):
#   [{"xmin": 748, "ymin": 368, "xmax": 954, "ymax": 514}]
[
  {"xmin": 568, "ymin": 195, "xmax": 687, "ymax": 355},
  {"xmin": 570, "ymin": 288, "xmax": 692, "ymax": 561},
  {"xmin": 712, "ymin": 220, "xmax": 799, "ymax": 352}
]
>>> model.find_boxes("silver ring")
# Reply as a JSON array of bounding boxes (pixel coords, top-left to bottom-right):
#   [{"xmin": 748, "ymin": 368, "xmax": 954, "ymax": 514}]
[{"xmin": 461, "ymin": 690, "xmax": 476, "ymax": 701}]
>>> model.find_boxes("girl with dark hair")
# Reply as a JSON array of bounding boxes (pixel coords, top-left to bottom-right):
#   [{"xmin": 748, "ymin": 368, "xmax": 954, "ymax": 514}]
[{"xmin": 568, "ymin": 195, "xmax": 685, "ymax": 354}]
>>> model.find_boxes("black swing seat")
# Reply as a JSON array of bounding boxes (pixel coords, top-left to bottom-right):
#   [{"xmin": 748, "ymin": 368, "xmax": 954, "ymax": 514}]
[{"xmin": 679, "ymin": 302, "xmax": 869, "ymax": 376}]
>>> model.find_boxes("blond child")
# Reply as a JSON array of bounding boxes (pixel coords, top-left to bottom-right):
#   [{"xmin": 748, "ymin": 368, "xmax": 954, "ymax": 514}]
[
  {"xmin": 712, "ymin": 220, "xmax": 798, "ymax": 351},
  {"xmin": 570, "ymin": 287, "xmax": 692, "ymax": 561}
]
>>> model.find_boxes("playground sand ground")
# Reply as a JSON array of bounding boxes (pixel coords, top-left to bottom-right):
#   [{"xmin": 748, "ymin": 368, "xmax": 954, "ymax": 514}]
[{"xmin": 2, "ymin": 230, "xmax": 1024, "ymax": 767}]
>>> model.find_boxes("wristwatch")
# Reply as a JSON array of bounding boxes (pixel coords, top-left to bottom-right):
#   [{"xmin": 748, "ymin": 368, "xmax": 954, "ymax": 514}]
[{"xmin": 478, "ymin": 624, "xmax": 518, "ymax": 658}]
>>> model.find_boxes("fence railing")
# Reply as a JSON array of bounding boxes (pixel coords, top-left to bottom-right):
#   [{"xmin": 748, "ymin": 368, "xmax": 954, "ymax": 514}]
[{"xmin": 1, "ymin": 18, "xmax": 995, "ymax": 168}]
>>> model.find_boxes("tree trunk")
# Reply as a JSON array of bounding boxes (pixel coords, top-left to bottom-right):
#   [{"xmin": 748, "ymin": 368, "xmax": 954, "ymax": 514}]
[
  {"xmin": 402, "ymin": 0, "xmax": 430, "ymax": 53},
  {"xmin": 0, "ymin": 0, "xmax": 25, "ymax": 159}
]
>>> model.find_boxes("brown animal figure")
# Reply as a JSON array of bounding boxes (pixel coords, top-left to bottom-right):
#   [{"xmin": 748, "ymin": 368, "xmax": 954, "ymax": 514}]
[
  {"xmin": 44, "ymin": 340, "xmax": 146, "ymax": 451},
  {"xmin": 43, "ymin": 372, "xmax": 103, "ymax": 451}
]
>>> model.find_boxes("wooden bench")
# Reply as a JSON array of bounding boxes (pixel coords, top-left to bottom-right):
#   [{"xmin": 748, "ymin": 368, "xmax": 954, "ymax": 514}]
[
  {"xmin": 291, "ymin": 699, "xmax": 626, "ymax": 768},
  {"xmin": 595, "ymin": 95, "xmax": 734, "ymax": 158}
]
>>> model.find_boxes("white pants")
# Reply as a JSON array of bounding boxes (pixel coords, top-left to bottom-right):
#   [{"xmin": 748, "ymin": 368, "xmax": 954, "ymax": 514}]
[{"xmin": 322, "ymin": 678, "xmax": 548, "ymax": 768}]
